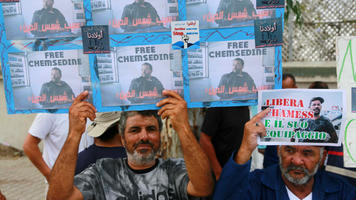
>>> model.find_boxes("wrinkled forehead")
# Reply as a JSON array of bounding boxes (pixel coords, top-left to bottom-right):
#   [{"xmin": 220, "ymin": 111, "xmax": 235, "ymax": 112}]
[
  {"xmin": 125, "ymin": 114, "xmax": 159, "ymax": 129},
  {"xmin": 280, "ymin": 145, "xmax": 322, "ymax": 154}
]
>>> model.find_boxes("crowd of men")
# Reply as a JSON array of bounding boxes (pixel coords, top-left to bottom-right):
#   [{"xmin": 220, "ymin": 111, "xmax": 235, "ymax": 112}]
[{"xmin": 0, "ymin": 73, "xmax": 355, "ymax": 200}]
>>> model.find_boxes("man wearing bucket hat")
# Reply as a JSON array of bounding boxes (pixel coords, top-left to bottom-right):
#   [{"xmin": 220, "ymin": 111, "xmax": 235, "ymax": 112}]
[
  {"xmin": 75, "ymin": 112, "xmax": 126, "ymax": 175},
  {"xmin": 47, "ymin": 90, "xmax": 214, "ymax": 200}
]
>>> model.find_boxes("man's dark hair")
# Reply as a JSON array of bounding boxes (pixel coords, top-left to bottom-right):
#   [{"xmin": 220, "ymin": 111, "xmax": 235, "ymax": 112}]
[
  {"xmin": 119, "ymin": 110, "xmax": 163, "ymax": 137},
  {"xmin": 282, "ymin": 73, "xmax": 296, "ymax": 83},
  {"xmin": 98, "ymin": 122, "xmax": 119, "ymax": 142},
  {"xmin": 52, "ymin": 67, "xmax": 62, "ymax": 77},
  {"xmin": 309, "ymin": 81, "xmax": 329, "ymax": 89},
  {"xmin": 309, "ymin": 97, "xmax": 324, "ymax": 106},
  {"xmin": 234, "ymin": 58, "xmax": 244, "ymax": 66},
  {"xmin": 142, "ymin": 62, "xmax": 153, "ymax": 71}
]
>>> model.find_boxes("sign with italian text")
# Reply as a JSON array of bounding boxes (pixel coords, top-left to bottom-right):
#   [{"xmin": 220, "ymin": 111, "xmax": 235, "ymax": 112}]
[{"xmin": 258, "ymin": 89, "xmax": 345, "ymax": 146}]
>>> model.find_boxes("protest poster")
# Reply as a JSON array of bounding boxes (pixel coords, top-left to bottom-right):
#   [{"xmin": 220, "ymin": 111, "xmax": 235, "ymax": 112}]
[
  {"xmin": 336, "ymin": 36, "xmax": 356, "ymax": 167},
  {"xmin": 0, "ymin": 0, "xmax": 284, "ymax": 113},
  {"xmin": 8, "ymin": 50, "xmax": 90, "ymax": 110},
  {"xmin": 258, "ymin": 89, "xmax": 345, "ymax": 146},
  {"xmin": 256, "ymin": 0, "xmax": 285, "ymax": 9},
  {"xmin": 91, "ymin": 0, "xmax": 179, "ymax": 34},
  {"xmin": 171, "ymin": 20, "xmax": 200, "ymax": 49},
  {"xmin": 188, "ymin": 40, "xmax": 275, "ymax": 103},
  {"xmin": 96, "ymin": 44, "xmax": 183, "ymax": 107},
  {"xmin": 2, "ymin": 0, "xmax": 85, "ymax": 40},
  {"xmin": 186, "ymin": 0, "xmax": 275, "ymax": 29},
  {"xmin": 254, "ymin": 17, "xmax": 283, "ymax": 48},
  {"xmin": 82, "ymin": 25, "xmax": 110, "ymax": 54}
]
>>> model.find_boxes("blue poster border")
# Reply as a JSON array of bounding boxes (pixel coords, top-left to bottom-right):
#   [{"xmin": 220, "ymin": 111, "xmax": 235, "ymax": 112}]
[{"xmin": 0, "ymin": 1, "xmax": 284, "ymax": 114}]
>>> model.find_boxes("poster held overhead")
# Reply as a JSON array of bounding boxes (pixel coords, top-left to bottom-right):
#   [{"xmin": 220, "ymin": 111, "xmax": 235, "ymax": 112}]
[
  {"xmin": 3, "ymin": 0, "xmax": 85, "ymax": 40},
  {"xmin": 258, "ymin": 89, "xmax": 345, "ymax": 146},
  {"xmin": 8, "ymin": 50, "xmax": 91, "ymax": 110}
]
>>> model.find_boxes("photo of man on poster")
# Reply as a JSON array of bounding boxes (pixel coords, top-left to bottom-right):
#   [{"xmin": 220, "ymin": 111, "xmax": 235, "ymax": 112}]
[
  {"xmin": 39, "ymin": 67, "xmax": 75, "ymax": 108},
  {"xmin": 127, "ymin": 62, "xmax": 164, "ymax": 104},
  {"xmin": 121, "ymin": 0, "xmax": 164, "ymax": 32},
  {"xmin": 217, "ymin": 57, "xmax": 256, "ymax": 100},
  {"xmin": 31, "ymin": 0, "xmax": 71, "ymax": 37},
  {"xmin": 215, "ymin": 0, "xmax": 257, "ymax": 27},
  {"xmin": 296, "ymin": 97, "xmax": 338, "ymax": 143}
]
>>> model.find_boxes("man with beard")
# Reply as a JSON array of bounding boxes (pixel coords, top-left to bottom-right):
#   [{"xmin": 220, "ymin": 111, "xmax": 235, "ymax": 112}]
[
  {"xmin": 296, "ymin": 97, "xmax": 338, "ymax": 143},
  {"xmin": 31, "ymin": 0, "xmax": 70, "ymax": 37},
  {"xmin": 121, "ymin": 0, "xmax": 163, "ymax": 32},
  {"xmin": 39, "ymin": 67, "xmax": 75, "ymax": 108},
  {"xmin": 217, "ymin": 58, "xmax": 256, "ymax": 100},
  {"xmin": 47, "ymin": 90, "xmax": 214, "ymax": 200},
  {"xmin": 213, "ymin": 109, "xmax": 356, "ymax": 199},
  {"xmin": 128, "ymin": 62, "xmax": 164, "ymax": 104}
]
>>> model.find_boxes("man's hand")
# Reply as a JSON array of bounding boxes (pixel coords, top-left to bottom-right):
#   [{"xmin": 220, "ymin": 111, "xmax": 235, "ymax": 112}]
[
  {"xmin": 158, "ymin": 90, "xmax": 214, "ymax": 197},
  {"xmin": 68, "ymin": 91, "xmax": 96, "ymax": 135},
  {"xmin": 156, "ymin": 90, "xmax": 189, "ymax": 131},
  {"xmin": 0, "ymin": 190, "xmax": 6, "ymax": 200},
  {"xmin": 235, "ymin": 108, "xmax": 270, "ymax": 165}
]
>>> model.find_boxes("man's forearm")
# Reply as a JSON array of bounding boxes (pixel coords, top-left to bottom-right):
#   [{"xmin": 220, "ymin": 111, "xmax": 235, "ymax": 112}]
[
  {"xmin": 23, "ymin": 143, "xmax": 51, "ymax": 180},
  {"xmin": 47, "ymin": 131, "xmax": 82, "ymax": 200},
  {"xmin": 199, "ymin": 133, "xmax": 222, "ymax": 179},
  {"xmin": 176, "ymin": 122, "xmax": 214, "ymax": 196}
]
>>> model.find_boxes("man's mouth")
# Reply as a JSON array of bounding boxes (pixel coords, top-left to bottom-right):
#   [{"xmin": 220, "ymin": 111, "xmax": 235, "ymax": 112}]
[
  {"xmin": 134, "ymin": 140, "xmax": 154, "ymax": 152},
  {"xmin": 287, "ymin": 166, "xmax": 308, "ymax": 177}
]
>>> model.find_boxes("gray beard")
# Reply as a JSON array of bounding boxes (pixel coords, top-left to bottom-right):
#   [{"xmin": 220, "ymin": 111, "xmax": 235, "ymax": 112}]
[
  {"xmin": 280, "ymin": 161, "xmax": 319, "ymax": 185},
  {"xmin": 278, "ymin": 148, "xmax": 323, "ymax": 186},
  {"xmin": 126, "ymin": 149, "xmax": 157, "ymax": 166}
]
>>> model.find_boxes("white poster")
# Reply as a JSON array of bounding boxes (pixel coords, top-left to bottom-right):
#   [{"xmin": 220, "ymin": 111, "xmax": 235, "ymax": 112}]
[
  {"xmin": 99, "ymin": 44, "xmax": 183, "ymax": 106},
  {"xmin": 258, "ymin": 89, "xmax": 345, "ymax": 146},
  {"xmin": 336, "ymin": 36, "xmax": 356, "ymax": 167},
  {"xmin": 189, "ymin": 40, "xmax": 275, "ymax": 102},
  {"xmin": 9, "ymin": 50, "xmax": 90, "ymax": 110},
  {"xmin": 3, "ymin": 0, "xmax": 85, "ymax": 40}
]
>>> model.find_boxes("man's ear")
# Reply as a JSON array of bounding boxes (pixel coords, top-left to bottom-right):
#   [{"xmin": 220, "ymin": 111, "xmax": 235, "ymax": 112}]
[{"xmin": 120, "ymin": 134, "xmax": 126, "ymax": 147}]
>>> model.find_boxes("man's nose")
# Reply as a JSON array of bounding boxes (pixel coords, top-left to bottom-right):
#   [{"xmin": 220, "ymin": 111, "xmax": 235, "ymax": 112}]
[
  {"xmin": 291, "ymin": 154, "xmax": 304, "ymax": 166},
  {"xmin": 139, "ymin": 129, "xmax": 149, "ymax": 140}
]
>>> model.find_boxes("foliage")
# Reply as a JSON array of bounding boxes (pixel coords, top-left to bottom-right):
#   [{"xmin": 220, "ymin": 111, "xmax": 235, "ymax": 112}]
[{"xmin": 285, "ymin": 0, "xmax": 304, "ymax": 27}]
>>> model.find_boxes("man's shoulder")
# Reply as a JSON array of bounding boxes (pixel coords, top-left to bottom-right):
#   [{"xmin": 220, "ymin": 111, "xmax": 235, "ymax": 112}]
[
  {"xmin": 221, "ymin": 72, "xmax": 233, "ymax": 79},
  {"xmin": 319, "ymin": 115, "xmax": 332, "ymax": 122},
  {"xmin": 159, "ymin": 158, "xmax": 185, "ymax": 167},
  {"xmin": 151, "ymin": 76, "xmax": 162, "ymax": 83},
  {"xmin": 317, "ymin": 170, "xmax": 356, "ymax": 195},
  {"xmin": 143, "ymin": 2, "xmax": 155, "ymax": 8},
  {"xmin": 241, "ymin": 71, "xmax": 253, "ymax": 78},
  {"xmin": 59, "ymin": 80, "xmax": 72, "ymax": 88},
  {"xmin": 131, "ymin": 76, "xmax": 143, "ymax": 83},
  {"xmin": 95, "ymin": 157, "xmax": 126, "ymax": 167},
  {"xmin": 41, "ymin": 81, "xmax": 53, "ymax": 87},
  {"xmin": 33, "ymin": 8, "xmax": 45, "ymax": 15}
]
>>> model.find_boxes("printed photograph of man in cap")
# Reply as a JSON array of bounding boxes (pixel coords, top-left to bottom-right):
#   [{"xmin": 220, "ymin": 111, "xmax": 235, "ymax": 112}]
[
  {"xmin": 75, "ymin": 112, "xmax": 126, "ymax": 175},
  {"xmin": 296, "ymin": 96, "xmax": 338, "ymax": 143}
]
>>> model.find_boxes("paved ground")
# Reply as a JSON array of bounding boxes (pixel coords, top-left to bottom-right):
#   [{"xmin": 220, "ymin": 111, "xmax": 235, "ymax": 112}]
[{"xmin": 0, "ymin": 157, "xmax": 45, "ymax": 200}]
